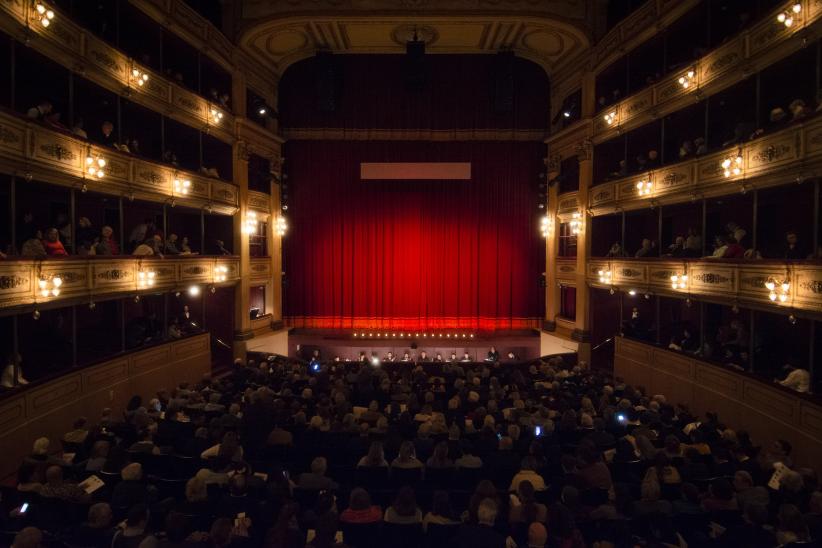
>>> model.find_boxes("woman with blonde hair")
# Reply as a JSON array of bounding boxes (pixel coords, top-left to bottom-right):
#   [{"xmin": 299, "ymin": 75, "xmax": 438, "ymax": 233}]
[{"xmin": 357, "ymin": 441, "xmax": 388, "ymax": 467}]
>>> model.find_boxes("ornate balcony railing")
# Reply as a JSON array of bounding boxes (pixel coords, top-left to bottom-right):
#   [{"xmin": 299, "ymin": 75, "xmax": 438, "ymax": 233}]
[
  {"xmin": 0, "ymin": 110, "xmax": 239, "ymax": 212},
  {"xmin": 0, "ymin": 1, "xmax": 234, "ymax": 144},
  {"xmin": 592, "ymin": 0, "xmax": 822, "ymax": 141},
  {"xmin": 0, "ymin": 256, "xmax": 240, "ymax": 310},
  {"xmin": 590, "ymin": 113, "xmax": 822, "ymax": 213},
  {"xmin": 587, "ymin": 257, "xmax": 822, "ymax": 314}
]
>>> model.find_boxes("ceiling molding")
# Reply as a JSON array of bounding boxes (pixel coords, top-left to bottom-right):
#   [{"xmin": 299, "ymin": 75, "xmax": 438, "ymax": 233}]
[{"xmin": 237, "ymin": 9, "xmax": 592, "ymax": 77}]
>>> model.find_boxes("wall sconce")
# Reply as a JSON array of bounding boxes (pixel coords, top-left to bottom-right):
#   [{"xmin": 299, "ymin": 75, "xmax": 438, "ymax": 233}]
[
  {"xmin": 777, "ymin": 2, "xmax": 801, "ymax": 26},
  {"xmin": 131, "ymin": 67, "xmax": 149, "ymax": 87},
  {"xmin": 38, "ymin": 274, "xmax": 62, "ymax": 297},
  {"xmin": 137, "ymin": 267, "xmax": 156, "ymax": 289},
  {"xmin": 603, "ymin": 111, "xmax": 617, "ymax": 126},
  {"xmin": 670, "ymin": 273, "xmax": 688, "ymax": 290},
  {"xmin": 173, "ymin": 176, "xmax": 191, "ymax": 195},
  {"xmin": 678, "ymin": 70, "xmax": 695, "ymax": 89},
  {"xmin": 34, "ymin": 2, "xmax": 55, "ymax": 27},
  {"xmin": 765, "ymin": 277, "xmax": 790, "ymax": 303},
  {"xmin": 598, "ymin": 269, "xmax": 612, "ymax": 284},
  {"xmin": 214, "ymin": 265, "xmax": 228, "ymax": 282},
  {"xmin": 722, "ymin": 151, "xmax": 743, "ymax": 178},
  {"xmin": 85, "ymin": 151, "xmax": 106, "ymax": 179},
  {"xmin": 636, "ymin": 179, "xmax": 652, "ymax": 197},
  {"xmin": 540, "ymin": 216, "xmax": 552, "ymax": 238},
  {"xmin": 242, "ymin": 210, "xmax": 258, "ymax": 234},
  {"xmin": 570, "ymin": 211, "xmax": 582, "ymax": 235},
  {"xmin": 209, "ymin": 106, "xmax": 224, "ymax": 124},
  {"xmin": 276, "ymin": 216, "xmax": 288, "ymax": 237}
]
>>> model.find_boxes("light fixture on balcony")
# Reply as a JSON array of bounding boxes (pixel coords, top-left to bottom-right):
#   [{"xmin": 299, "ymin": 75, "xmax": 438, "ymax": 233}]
[
  {"xmin": 636, "ymin": 179, "xmax": 652, "ymax": 197},
  {"xmin": 38, "ymin": 274, "xmax": 62, "ymax": 297},
  {"xmin": 598, "ymin": 269, "xmax": 612, "ymax": 284},
  {"xmin": 628, "ymin": 289, "xmax": 637, "ymax": 296},
  {"xmin": 35, "ymin": 2, "xmax": 55, "ymax": 27},
  {"xmin": 540, "ymin": 216, "xmax": 551, "ymax": 238},
  {"xmin": 722, "ymin": 152, "xmax": 743, "ymax": 178},
  {"xmin": 678, "ymin": 70, "xmax": 695, "ymax": 89},
  {"xmin": 276, "ymin": 216, "xmax": 288, "ymax": 237},
  {"xmin": 214, "ymin": 265, "xmax": 228, "ymax": 282},
  {"xmin": 137, "ymin": 268, "xmax": 156, "ymax": 289},
  {"xmin": 670, "ymin": 273, "xmax": 688, "ymax": 290},
  {"xmin": 570, "ymin": 211, "xmax": 582, "ymax": 235},
  {"xmin": 174, "ymin": 176, "xmax": 191, "ymax": 195},
  {"xmin": 603, "ymin": 111, "xmax": 617, "ymax": 126},
  {"xmin": 777, "ymin": 2, "xmax": 801, "ymax": 27},
  {"xmin": 188, "ymin": 285, "xmax": 201, "ymax": 297},
  {"xmin": 765, "ymin": 277, "xmax": 790, "ymax": 303},
  {"xmin": 85, "ymin": 152, "xmax": 106, "ymax": 179},
  {"xmin": 209, "ymin": 107, "xmax": 224, "ymax": 124},
  {"xmin": 242, "ymin": 210, "xmax": 258, "ymax": 234},
  {"xmin": 131, "ymin": 68, "xmax": 149, "ymax": 87}
]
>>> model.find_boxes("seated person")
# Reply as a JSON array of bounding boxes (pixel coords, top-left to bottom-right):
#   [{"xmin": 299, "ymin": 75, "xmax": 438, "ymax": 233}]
[{"xmin": 42, "ymin": 228, "xmax": 68, "ymax": 256}]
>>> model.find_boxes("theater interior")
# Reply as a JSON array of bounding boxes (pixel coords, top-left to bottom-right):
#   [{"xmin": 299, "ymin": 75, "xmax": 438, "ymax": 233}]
[{"xmin": 1, "ymin": 1, "xmax": 822, "ymax": 547}]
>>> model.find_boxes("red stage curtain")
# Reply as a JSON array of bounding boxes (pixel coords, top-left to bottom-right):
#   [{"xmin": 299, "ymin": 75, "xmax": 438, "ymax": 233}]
[
  {"xmin": 278, "ymin": 55, "xmax": 550, "ymax": 131},
  {"xmin": 283, "ymin": 140, "xmax": 545, "ymax": 331}
]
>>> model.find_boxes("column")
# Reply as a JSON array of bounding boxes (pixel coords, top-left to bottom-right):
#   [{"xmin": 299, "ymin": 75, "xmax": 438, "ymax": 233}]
[
  {"xmin": 269, "ymin": 156, "xmax": 284, "ymax": 329},
  {"xmin": 573, "ymin": 139, "xmax": 593, "ymax": 362},
  {"xmin": 232, "ymin": 70, "xmax": 253, "ymax": 359},
  {"xmin": 544, "ymin": 156, "xmax": 560, "ymax": 331}
]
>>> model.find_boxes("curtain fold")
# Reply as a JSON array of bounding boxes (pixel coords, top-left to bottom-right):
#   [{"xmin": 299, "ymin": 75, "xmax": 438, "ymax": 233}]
[{"xmin": 283, "ymin": 140, "xmax": 545, "ymax": 331}]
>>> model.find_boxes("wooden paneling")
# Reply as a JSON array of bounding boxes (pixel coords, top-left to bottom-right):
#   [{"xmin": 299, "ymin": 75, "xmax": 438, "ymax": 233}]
[
  {"xmin": 0, "ymin": 334, "xmax": 210, "ymax": 479},
  {"xmin": 614, "ymin": 337, "xmax": 822, "ymax": 467}
]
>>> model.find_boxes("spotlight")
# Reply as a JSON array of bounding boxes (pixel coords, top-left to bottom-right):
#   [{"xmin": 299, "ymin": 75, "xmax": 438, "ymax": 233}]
[
  {"xmin": 258, "ymin": 107, "xmax": 267, "ymax": 116},
  {"xmin": 562, "ymin": 111, "xmax": 571, "ymax": 118},
  {"xmin": 188, "ymin": 285, "xmax": 200, "ymax": 296}
]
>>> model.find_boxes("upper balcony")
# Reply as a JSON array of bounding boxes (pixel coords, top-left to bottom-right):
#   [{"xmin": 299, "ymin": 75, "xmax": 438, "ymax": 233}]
[
  {"xmin": 0, "ymin": 1, "xmax": 235, "ymax": 145},
  {"xmin": 588, "ymin": 112, "xmax": 822, "ymax": 214},
  {"xmin": 592, "ymin": 0, "xmax": 822, "ymax": 142},
  {"xmin": 0, "ymin": 109, "xmax": 239, "ymax": 212}
]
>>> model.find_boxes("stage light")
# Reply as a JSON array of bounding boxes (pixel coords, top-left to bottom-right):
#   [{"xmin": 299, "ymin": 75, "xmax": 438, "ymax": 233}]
[
  {"xmin": 636, "ymin": 179, "xmax": 652, "ymax": 197},
  {"xmin": 258, "ymin": 107, "xmax": 267, "ymax": 116},
  {"xmin": 188, "ymin": 285, "xmax": 200, "ymax": 296},
  {"xmin": 353, "ymin": 333, "xmax": 358, "ymax": 337},
  {"xmin": 462, "ymin": 334, "xmax": 466, "ymax": 338},
  {"xmin": 470, "ymin": 334, "xmax": 474, "ymax": 338},
  {"xmin": 371, "ymin": 356, "xmax": 380, "ymax": 366},
  {"xmin": 376, "ymin": 333, "xmax": 381, "ymax": 337},
  {"xmin": 447, "ymin": 334, "xmax": 451, "ymax": 338},
  {"xmin": 384, "ymin": 333, "xmax": 388, "ymax": 337},
  {"xmin": 423, "ymin": 333, "xmax": 427, "ymax": 337},
  {"xmin": 439, "ymin": 334, "xmax": 443, "ymax": 338},
  {"xmin": 361, "ymin": 332, "xmax": 365, "ymax": 337},
  {"xmin": 563, "ymin": 111, "xmax": 571, "ymax": 118},
  {"xmin": 368, "ymin": 333, "xmax": 373, "ymax": 337}
]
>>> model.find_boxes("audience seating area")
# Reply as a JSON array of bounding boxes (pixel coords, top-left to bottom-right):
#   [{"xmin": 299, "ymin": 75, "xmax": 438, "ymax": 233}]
[{"xmin": 1, "ymin": 354, "xmax": 821, "ymax": 547}]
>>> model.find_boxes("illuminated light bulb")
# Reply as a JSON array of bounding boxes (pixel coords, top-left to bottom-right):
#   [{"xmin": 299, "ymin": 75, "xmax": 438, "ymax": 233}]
[
  {"xmin": 793, "ymin": 2, "xmax": 801, "ymax": 13},
  {"xmin": 353, "ymin": 333, "xmax": 358, "ymax": 337},
  {"xmin": 470, "ymin": 334, "xmax": 474, "ymax": 338},
  {"xmin": 51, "ymin": 287, "xmax": 60, "ymax": 297},
  {"xmin": 38, "ymin": 279, "xmax": 47, "ymax": 290},
  {"xmin": 188, "ymin": 285, "xmax": 200, "ymax": 296},
  {"xmin": 779, "ymin": 294, "xmax": 788, "ymax": 303},
  {"xmin": 36, "ymin": 3, "xmax": 46, "ymax": 14},
  {"xmin": 765, "ymin": 280, "xmax": 776, "ymax": 291},
  {"xmin": 781, "ymin": 282, "xmax": 790, "ymax": 292},
  {"xmin": 628, "ymin": 289, "xmax": 637, "ymax": 296},
  {"xmin": 778, "ymin": 12, "xmax": 787, "ymax": 22},
  {"xmin": 769, "ymin": 292, "xmax": 778, "ymax": 301}
]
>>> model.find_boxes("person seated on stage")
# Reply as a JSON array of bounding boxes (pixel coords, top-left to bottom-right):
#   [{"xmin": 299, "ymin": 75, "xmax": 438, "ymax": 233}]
[
  {"xmin": 402, "ymin": 352, "xmax": 412, "ymax": 362},
  {"xmin": 418, "ymin": 351, "xmax": 430, "ymax": 362},
  {"xmin": 448, "ymin": 352, "xmax": 458, "ymax": 362},
  {"xmin": 486, "ymin": 346, "xmax": 500, "ymax": 362},
  {"xmin": 461, "ymin": 352, "xmax": 472, "ymax": 362},
  {"xmin": 333, "ymin": 356, "xmax": 341, "ymax": 362},
  {"xmin": 358, "ymin": 351, "xmax": 368, "ymax": 363},
  {"xmin": 385, "ymin": 351, "xmax": 396, "ymax": 362},
  {"xmin": 434, "ymin": 353, "xmax": 444, "ymax": 362},
  {"xmin": 506, "ymin": 351, "xmax": 519, "ymax": 361}
]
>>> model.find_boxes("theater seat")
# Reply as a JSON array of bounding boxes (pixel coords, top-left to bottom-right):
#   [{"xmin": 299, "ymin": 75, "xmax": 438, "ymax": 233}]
[
  {"xmin": 382, "ymin": 522, "xmax": 423, "ymax": 548},
  {"xmin": 340, "ymin": 521, "xmax": 383, "ymax": 548},
  {"xmin": 425, "ymin": 523, "xmax": 460, "ymax": 548}
]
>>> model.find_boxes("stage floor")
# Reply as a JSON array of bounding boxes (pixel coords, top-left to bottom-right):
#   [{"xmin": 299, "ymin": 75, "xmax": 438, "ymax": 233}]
[{"xmin": 286, "ymin": 328, "xmax": 542, "ymax": 362}]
